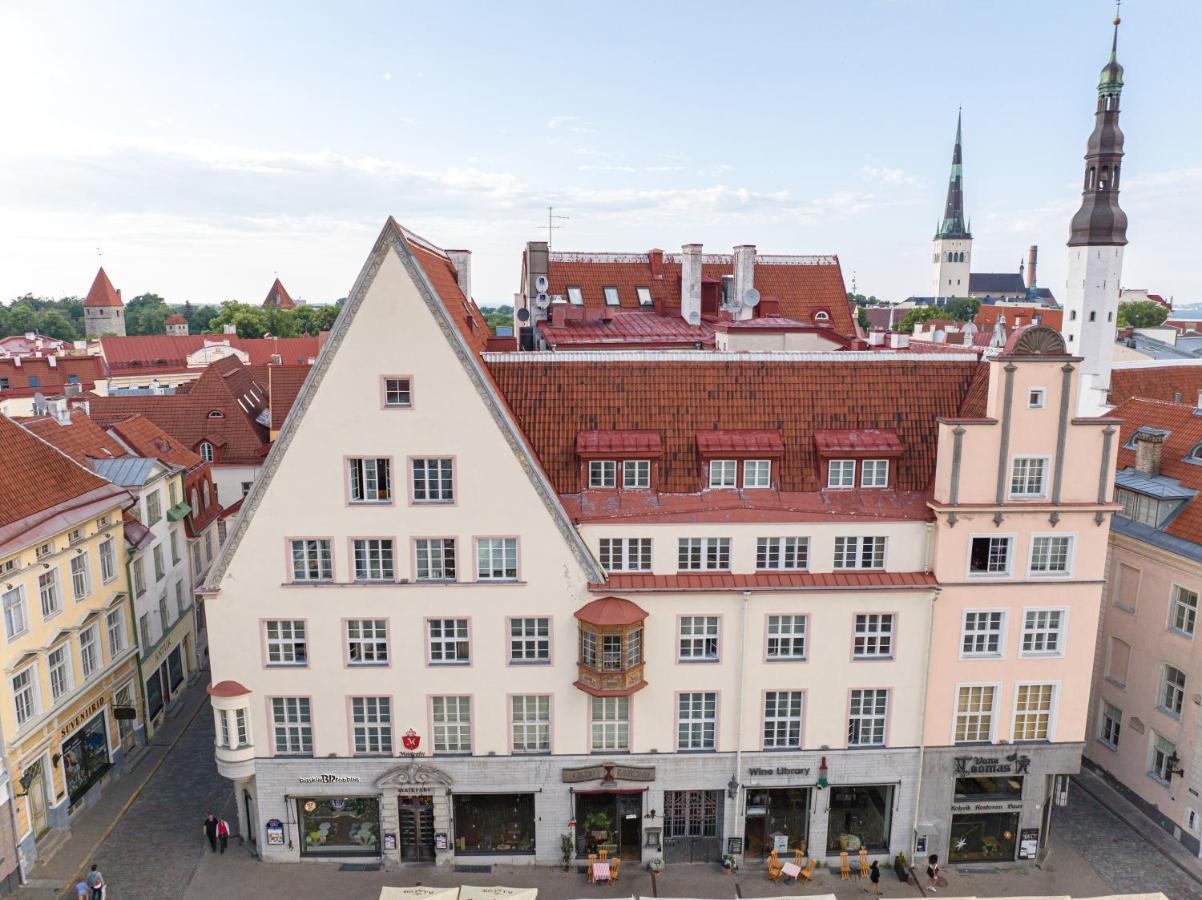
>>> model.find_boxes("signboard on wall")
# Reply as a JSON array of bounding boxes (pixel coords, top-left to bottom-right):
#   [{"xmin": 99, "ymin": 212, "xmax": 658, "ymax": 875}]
[
  {"xmin": 1018, "ymin": 828, "xmax": 1039, "ymax": 859},
  {"xmin": 384, "ymin": 833, "xmax": 397, "ymax": 851},
  {"xmin": 435, "ymin": 832, "xmax": 449, "ymax": 851},
  {"xmin": 266, "ymin": 819, "xmax": 284, "ymax": 846}
]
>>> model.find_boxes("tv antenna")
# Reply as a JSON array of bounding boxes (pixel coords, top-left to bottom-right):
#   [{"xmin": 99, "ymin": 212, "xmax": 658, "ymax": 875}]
[{"xmin": 544, "ymin": 206, "xmax": 569, "ymax": 251}]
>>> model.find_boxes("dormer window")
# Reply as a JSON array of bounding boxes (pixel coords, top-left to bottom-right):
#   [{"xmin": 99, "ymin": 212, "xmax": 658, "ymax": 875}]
[
  {"xmin": 636, "ymin": 287, "xmax": 653, "ymax": 307},
  {"xmin": 814, "ymin": 310, "xmax": 830, "ymax": 322},
  {"xmin": 709, "ymin": 460, "xmax": 738, "ymax": 488},
  {"xmin": 743, "ymin": 459, "xmax": 772, "ymax": 488},
  {"xmin": 208, "ymin": 409, "xmax": 224, "ymax": 418},
  {"xmin": 697, "ymin": 430, "xmax": 783, "ymax": 491},
  {"xmin": 566, "ymin": 286, "xmax": 584, "ymax": 306},
  {"xmin": 860, "ymin": 459, "xmax": 889, "ymax": 488},
  {"xmin": 589, "ymin": 461, "xmax": 617, "ymax": 489},
  {"xmin": 828, "ymin": 460, "xmax": 856, "ymax": 488},
  {"xmin": 577, "ymin": 430, "xmax": 662, "ymax": 493},
  {"xmin": 623, "ymin": 460, "xmax": 650, "ymax": 489},
  {"xmin": 603, "ymin": 287, "xmax": 620, "ymax": 307},
  {"xmin": 814, "ymin": 429, "xmax": 903, "ymax": 491},
  {"xmin": 199, "ymin": 441, "xmax": 214, "ymax": 462}
]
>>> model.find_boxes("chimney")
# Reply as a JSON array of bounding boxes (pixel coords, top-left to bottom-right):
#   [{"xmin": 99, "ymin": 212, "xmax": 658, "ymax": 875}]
[
  {"xmin": 867, "ymin": 329, "xmax": 886, "ymax": 347},
  {"xmin": 223, "ymin": 324, "xmax": 237, "ymax": 335},
  {"xmin": 1134, "ymin": 431, "xmax": 1164, "ymax": 477},
  {"xmin": 150, "ymin": 378, "xmax": 162, "ymax": 395},
  {"xmin": 12, "ymin": 357, "xmax": 21, "ymax": 368},
  {"xmin": 888, "ymin": 332, "xmax": 910, "ymax": 349},
  {"xmin": 648, "ymin": 248, "xmax": 664, "ymax": 280},
  {"xmin": 50, "ymin": 398, "xmax": 70, "ymax": 426},
  {"xmin": 680, "ymin": 243, "xmax": 703, "ymax": 325},
  {"xmin": 47, "ymin": 356, "xmax": 57, "ymax": 368},
  {"xmin": 446, "ymin": 249, "xmax": 472, "ymax": 300},
  {"xmin": 24, "ymin": 331, "xmax": 35, "ymax": 340},
  {"xmin": 732, "ymin": 244, "xmax": 756, "ymax": 321},
  {"xmin": 1026, "ymin": 245, "xmax": 1038, "ymax": 289}
]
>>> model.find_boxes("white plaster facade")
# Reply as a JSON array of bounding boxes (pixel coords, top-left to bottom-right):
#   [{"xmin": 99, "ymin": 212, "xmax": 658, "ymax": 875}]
[{"xmin": 1063, "ymin": 244, "xmax": 1124, "ymax": 415}]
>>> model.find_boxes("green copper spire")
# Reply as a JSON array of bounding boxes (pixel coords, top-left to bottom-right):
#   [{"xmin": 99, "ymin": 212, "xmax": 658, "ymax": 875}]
[{"xmin": 935, "ymin": 108, "xmax": 971, "ymax": 240}]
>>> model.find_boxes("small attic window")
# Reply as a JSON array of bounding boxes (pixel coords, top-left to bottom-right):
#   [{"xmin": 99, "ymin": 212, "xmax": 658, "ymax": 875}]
[
  {"xmin": 814, "ymin": 310, "xmax": 830, "ymax": 322},
  {"xmin": 603, "ymin": 287, "xmax": 620, "ymax": 307},
  {"xmin": 1188, "ymin": 443, "xmax": 1202, "ymax": 462},
  {"xmin": 636, "ymin": 287, "xmax": 653, "ymax": 307},
  {"xmin": 566, "ymin": 286, "xmax": 584, "ymax": 306},
  {"xmin": 208, "ymin": 410, "xmax": 224, "ymax": 419}
]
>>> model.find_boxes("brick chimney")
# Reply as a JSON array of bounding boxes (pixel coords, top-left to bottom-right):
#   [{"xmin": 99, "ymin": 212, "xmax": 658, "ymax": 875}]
[
  {"xmin": 648, "ymin": 248, "xmax": 664, "ymax": 280},
  {"xmin": 732, "ymin": 244, "xmax": 756, "ymax": 321},
  {"xmin": 1134, "ymin": 431, "xmax": 1164, "ymax": 477},
  {"xmin": 446, "ymin": 249, "xmax": 472, "ymax": 300},
  {"xmin": 680, "ymin": 243, "xmax": 703, "ymax": 325},
  {"xmin": 1026, "ymin": 245, "xmax": 1038, "ymax": 289}
]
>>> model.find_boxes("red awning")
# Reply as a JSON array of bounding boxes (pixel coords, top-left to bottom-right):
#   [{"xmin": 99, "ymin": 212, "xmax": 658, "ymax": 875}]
[{"xmin": 574, "ymin": 596, "xmax": 649, "ymax": 626}]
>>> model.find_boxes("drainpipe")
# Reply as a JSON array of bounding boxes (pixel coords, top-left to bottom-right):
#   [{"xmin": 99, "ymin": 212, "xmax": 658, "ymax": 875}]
[
  {"xmin": 911, "ymin": 585, "xmax": 940, "ymax": 863},
  {"xmin": 731, "ymin": 590, "xmax": 752, "ymax": 858}
]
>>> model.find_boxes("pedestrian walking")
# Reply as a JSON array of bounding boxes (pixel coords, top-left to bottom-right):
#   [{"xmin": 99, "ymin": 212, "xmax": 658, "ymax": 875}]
[
  {"xmin": 86, "ymin": 864, "xmax": 105, "ymax": 900},
  {"xmin": 217, "ymin": 816, "xmax": 231, "ymax": 853},
  {"xmin": 74, "ymin": 880, "xmax": 88, "ymax": 899},
  {"xmin": 204, "ymin": 813, "xmax": 219, "ymax": 852},
  {"xmin": 869, "ymin": 860, "xmax": 881, "ymax": 895},
  {"xmin": 926, "ymin": 854, "xmax": 941, "ymax": 893}
]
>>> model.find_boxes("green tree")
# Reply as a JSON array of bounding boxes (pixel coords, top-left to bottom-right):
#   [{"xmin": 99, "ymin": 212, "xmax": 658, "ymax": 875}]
[
  {"xmin": 206, "ymin": 301, "xmax": 269, "ymax": 338},
  {"xmin": 36, "ymin": 309, "xmax": 77, "ymax": 341},
  {"xmin": 942, "ymin": 297, "xmax": 980, "ymax": 322},
  {"xmin": 897, "ymin": 307, "xmax": 946, "ymax": 334},
  {"xmin": 7, "ymin": 302, "xmax": 38, "ymax": 335},
  {"xmin": 133, "ymin": 303, "xmax": 171, "ymax": 335},
  {"xmin": 1117, "ymin": 300, "xmax": 1169, "ymax": 329},
  {"xmin": 184, "ymin": 303, "xmax": 220, "ymax": 334},
  {"xmin": 857, "ymin": 306, "xmax": 871, "ymax": 330},
  {"xmin": 0, "ymin": 304, "xmax": 9, "ymax": 337}
]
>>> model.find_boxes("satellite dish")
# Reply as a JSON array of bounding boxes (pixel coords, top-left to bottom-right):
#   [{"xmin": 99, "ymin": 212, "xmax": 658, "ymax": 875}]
[
  {"xmin": 742, "ymin": 288, "xmax": 761, "ymax": 308},
  {"xmin": 535, "ymin": 293, "xmax": 551, "ymax": 310},
  {"xmin": 687, "ymin": 311, "xmax": 701, "ymax": 326},
  {"xmin": 517, "ymin": 307, "xmax": 531, "ymax": 322},
  {"xmin": 534, "ymin": 274, "xmax": 550, "ymax": 293}
]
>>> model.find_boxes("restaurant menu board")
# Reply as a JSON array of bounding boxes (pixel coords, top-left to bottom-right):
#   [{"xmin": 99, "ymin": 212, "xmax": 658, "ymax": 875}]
[{"xmin": 1018, "ymin": 828, "xmax": 1039, "ymax": 859}]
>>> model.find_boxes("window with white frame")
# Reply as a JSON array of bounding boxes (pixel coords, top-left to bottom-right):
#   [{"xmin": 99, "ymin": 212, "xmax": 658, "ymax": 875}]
[
  {"xmin": 79, "ymin": 625, "xmax": 99, "ymax": 679},
  {"xmin": 708, "ymin": 459, "xmax": 737, "ymax": 488},
  {"xmin": 1099, "ymin": 700, "xmax": 1122, "ymax": 749},
  {"xmin": 432, "ymin": 696, "xmax": 472, "ymax": 753},
  {"xmin": 1160, "ymin": 665, "xmax": 1187, "ymax": 718},
  {"xmin": 70, "ymin": 553, "xmax": 90, "ymax": 601},
  {"xmin": 678, "ymin": 537, "xmax": 731, "ymax": 571},
  {"xmin": 636, "ymin": 286, "xmax": 653, "ymax": 306},
  {"xmin": 428, "ymin": 619, "xmax": 469, "ymax": 664},
  {"xmin": 955, "ymin": 685, "xmax": 997, "ymax": 743},
  {"xmin": 290, "ymin": 539, "xmax": 332, "ymax": 582},
  {"xmin": 146, "ymin": 490, "xmax": 162, "ymax": 525},
  {"xmin": 861, "ymin": 459, "xmax": 889, "ymax": 488},
  {"xmin": 3, "ymin": 586, "xmax": 27, "ymax": 640},
  {"xmin": 199, "ymin": 442, "xmax": 214, "ymax": 463},
  {"xmin": 834, "ymin": 536, "xmax": 886, "ymax": 570},
  {"xmin": 1013, "ymin": 683, "xmax": 1055, "ymax": 740},
  {"xmin": 272, "ymin": 697, "xmax": 313, "ymax": 755},
  {"xmin": 509, "ymin": 618, "xmax": 550, "ymax": 663},
  {"xmin": 766, "ymin": 614, "xmax": 807, "ymax": 659},
  {"xmin": 476, "ymin": 538, "xmax": 518, "ymax": 581},
  {"xmin": 849, "ymin": 688, "xmax": 888, "ymax": 746},
  {"xmin": 589, "ymin": 460, "xmax": 616, "ymax": 488},
  {"xmin": 346, "ymin": 619, "xmax": 388, "ymax": 665},
  {"xmin": 566, "ymin": 286, "xmax": 583, "ymax": 306},
  {"xmin": 969, "ymin": 536, "xmax": 1012, "ymax": 576},
  {"xmin": 677, "ymin": 692, "xmax": 717, "ymax": 751},
  {"xmin": 603, "ymin": 286, "xmax": 620, "ymax": 306},
  {"xmin": 106, "ymin": 608, "xmax": 126, "ymax": 656},
  {"xmin": 511, "ymin": 695, "xmax": 551, "ymax": 754},
  {"xmin": 348, "ymin": 457, "xmax": 392, "ymax": 503},
  {"xmin": 853, "ymin": 613, "xmax": 894, "ymax": 658},
  {"xmin": 411, "ymin": 458, "xmax": 454, "ymax": 502},
  {"xmin": 352, "ymin": 538, "xmax": 395, "ymax": 582},
  {"xmin": 235, "ymin": 708, "xmax": 249, "ymax": 747},
  {"xmin": 757, "ymin": 537, "xmax": 808, "ymax": 571},
  {"xmin": 1020, "ymin": 609, "xmax": 1065, "ymax": 656},
  {"xmin": 38, "ymin": 569, "xmax": 60, "ymax": 619},
  {"xmin": 763, "ymin": 691, "xmax": 804, "ymax": 749},
  {"xmin": 828, "ymin": 459, "xmax": 856, "ymax": 488},
  {"xmin": 265, "ymin": 620, "xmax": 307, "ymax": 666},
  {"xmin": 12, "ymin": 668, "xmax": 36, "ymax": 726},
  {"xmin": 591, "ymin": 696, "xmax": 629, "ymax": 751},
  {"xmin": 743, "ymin": 459, "xmax": 772, "ymax": 488},
  {"xmin": 48, "ymin": 645, "xmax": 71, "ymax": 701},
  {"xmin": 1028, "ymin": 388, "xmax": 1045, "ymax": 409},
  {"xmin": 962, "ymin": 611, "xmax": 1005, "ymax": 657},
  {"xmin": 383, "ymin": 377, "xmax": 412, "ymax": 408},
  {"xmin": 599, "ymin": 538, "xmax": 652, "ymax": 572},
  {"xmin": 678, "ymin": 616, "xmax": 719, "ymax": 661},
  {"xmin": 1030, "ymin": 535, "xmax": 1073, "ymax": 575},
  {"xmin": 351, "ymin": 697, "xmax": 393, "ymax": 755},
  {"xmin": 35, "ymin": 541, "xmax": 53, "ymax": 559},
  {"xmin": 1009, "ymin": 457, "xmax": 1048, "ymax": 498},
  {"xmin": 1170, "ymin": 586, "xmax": 1199, "ymax": 637},
  {"xmin": 623, "ymin": 459, "xmax": 650, "ymax": 489},
  {"xmin": 415, "ymin": 538, "xmax": 456, "ymax": 581},
  {"xmin": 99, "ymin": 537, "xmax": 116, "ymax": 583},
  {"xmin": 1151, "ymin": 733, "xmax": 1176, "ymax": 783},
  {"xmin": 153, "ymin": 544, "xmax": 165, "ymax": 582}
]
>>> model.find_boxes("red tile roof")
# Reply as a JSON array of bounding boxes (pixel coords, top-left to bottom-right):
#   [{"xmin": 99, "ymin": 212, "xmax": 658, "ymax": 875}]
[
  {"xmin": 249, "ymin": 364, "xmax": 310, "ymax": 432},
  {"xmin": 597, "ymin": 571, "xmax": 938, "ymax": 591},
  {"xmin": 696, "ymin": 429, "xmax": 785, "ymax": 455},
  {"xmin": 84, "ymin": 268, "xmax": 123, "ymax": 308},
  {"xmin": 0, "ymin": 356, "xmax": 107, "ymax": 398},
  {"xmin": 813, "ymin": 429, "xmax": 903, "ymax": 454},
  {"xmin": 87, "ymin": 356, "xmax": 270, "ymax": 465},
  {"xmin": 16, "ymin": 411, "xmax": 127, "ymax": 464},
  {"xmin": 0, "ymin": 414, "xmax": 125, "ymax": 531},
  {"xmin": 575, "ymin": 596, "xmax": 648, "ymax": 626},
  {"xmin": 486, "ymin": 356, "xmax": 983, "ymax": 497},
  {"xmin": 104, "ymin": 414, "xmax": 202, "ymax": 469},
  {"xmin": 974, "ymin": 305, "xmax": 1062, "ymax": 331},
  {"xmin": 1109, "ymin": 366, "xmax": 1202, "ymax": 406},
  {"xmin": 207, "ymin": 680, "xmax": 251, "ymax": 697},
  {"xmin": 0, "ymin": 334, "xmax": 69, "ymax": 357},
  {"xmin": 262, "ymin": 278, "xmax": 296, "ymax": 310},
  {"xmin": 541, "ymin": 308, "xmax": 716, "ymax": 349},
  {"xmin": 542, "ymin": 250, "xmax": 854, "ymax": 336},
  {"xmin": 99, "ymin": 334, "xmax": 321, "ymax": 375},
  {"xmin": 576, "ymin": 430, "xmax": 663, "ymax": 456},
  {"xmin": 402, "ymin": 228, "xmax": 490, "ymax": 355},
  {"xmin": 165, "ymin": 313, "xmax": 187, "ymax": 326},
  {"xmin": 1112, "ymin": 398, "xmax": 1202, "ymax": 546}
]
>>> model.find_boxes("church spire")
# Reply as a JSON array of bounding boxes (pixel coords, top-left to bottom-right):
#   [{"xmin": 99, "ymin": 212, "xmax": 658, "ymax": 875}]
[
  {"xmin": 935, "ymin": 108, "xmax": 971, "ymax": 240},
  {"xmin": 1068, "ymin": 5, "xmax": 1127, "ymax": 247}
]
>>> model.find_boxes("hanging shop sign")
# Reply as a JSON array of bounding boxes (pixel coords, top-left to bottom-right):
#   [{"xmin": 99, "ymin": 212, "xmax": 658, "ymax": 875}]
[
  {"xmin": 561, "ymin": 763, "xmax": 655, "ymax": 784},
  {"xmin": 952, "ymin": 753, "xmax": 1031, "ymax": 776}
]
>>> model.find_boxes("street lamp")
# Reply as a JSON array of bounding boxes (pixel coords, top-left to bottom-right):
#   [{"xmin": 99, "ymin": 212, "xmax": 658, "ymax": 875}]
[{"xmin": 1166, "ymin": 751, "xmax": 1186, "ymax": 781}]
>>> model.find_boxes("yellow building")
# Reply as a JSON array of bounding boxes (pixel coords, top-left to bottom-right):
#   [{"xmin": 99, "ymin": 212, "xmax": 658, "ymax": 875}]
[{"xmin": 0, "ymin": 415, "xmax": 141, "ymax": 873}]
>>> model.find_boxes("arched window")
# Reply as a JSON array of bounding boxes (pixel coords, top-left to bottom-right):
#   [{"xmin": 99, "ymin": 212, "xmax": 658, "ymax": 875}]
[
  {"xmin": 1089, "ymin": 311, "xmax": 1097, "ymax": 322},
  {"xmin": 1099, "ymin": 167, "xmax": 1109, "ymax": 190},
  {"xmin": 199, "ymin": 441, "xmax": 214, "ymax": 462},
  {"xmin": 1112, "ymin": 165, "xmax": 1120, "ymax": 188},
  {"xmin": 1070, "ymin": 310, "xmax": 1077, "ymax": 321},
  {"xmin": 208, "ymin": 409, "xmax": 224, "ymax": 419},
  {"xmin": 814, "ymin": 310, "xmax": 830, "ymax": 322},
  {"xmin": 1190, "ymin": 443, "xmax": 1202, "ymax": 462},
  {"xmin": 1086, "ymin": 167, "xmax": 1096, "ymax": 190}
]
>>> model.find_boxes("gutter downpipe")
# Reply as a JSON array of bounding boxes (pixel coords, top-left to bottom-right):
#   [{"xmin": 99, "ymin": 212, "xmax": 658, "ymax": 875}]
[
  {"xmin": 732, "ymin": 589, "xmax": 752, "ymax": 859},
  {"xmin": 911, "ymin": 578, "xmax": 941, "ymax": 873}
]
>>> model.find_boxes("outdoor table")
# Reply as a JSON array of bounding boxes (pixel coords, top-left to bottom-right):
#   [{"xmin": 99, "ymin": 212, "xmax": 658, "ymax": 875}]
[
  {"xmin": 592, "ymin": 862, "xmax": 611, "ymax": 883},
  {"xmin": 781, "ymin": 861, "xmax": 801, "ymax": 880}
]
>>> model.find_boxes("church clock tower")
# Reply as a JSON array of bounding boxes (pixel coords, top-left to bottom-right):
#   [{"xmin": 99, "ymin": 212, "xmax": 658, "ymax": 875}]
[
  {"xmin": 1065, "ymin": 11, "xmax": 1128, "ymax": 414},
  {"xmin": 931, "ymin": 110, "xmax": 972, "ymax": 300}
]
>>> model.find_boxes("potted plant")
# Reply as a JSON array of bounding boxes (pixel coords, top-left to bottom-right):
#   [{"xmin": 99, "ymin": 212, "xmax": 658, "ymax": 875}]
[
  {"xmin": 721, "ymin": 853, "xmax": 739, "ymax": 874},
  {"xmin": 893, "ymin": 851, "xmax": 910, "ymax": 883},
  {"xmin": 561, "ymin": 834, "xmax": 574, "ymax": 871},
  {"xmin": 648, "ymin": 857, "xmax": 664, "ymax": 874}
]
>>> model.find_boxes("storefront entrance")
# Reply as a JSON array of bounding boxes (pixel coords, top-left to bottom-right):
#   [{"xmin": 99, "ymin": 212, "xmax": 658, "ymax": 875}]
[
  {"xmin": 24, "ymin": 760, "xmax": 48, "ymax": 838},
  {"xmin": 575, "ymin": 791, "xmax": 641, "ymax": 859},
  {"xmin": 296, "ymin": 796, "xmax": 381, "ymax": 857},
  {"xmin": 826, "ymin": 785, "xmax": 894, "ymax": 854},
  {"xmin": 744, "ymin": 787, "xmax": 810, "ymax": 859},
  {"xmin": 62, "ymin": 713, "xmax": 111, "ymax": 806},
  {"xmin": 399, "ymin": 794, "xmax": 435, "ymax": 861},
  {"xmin": 664, "ymin": 790, "xmax": 722, "ymax": 863},
  {"xmin": 949, "ymin": 812, "xmax": 1019, "ymax": 862},
  {"xmin": 114, "ymin": 684, "xmax": 137, "ymax": 753}
]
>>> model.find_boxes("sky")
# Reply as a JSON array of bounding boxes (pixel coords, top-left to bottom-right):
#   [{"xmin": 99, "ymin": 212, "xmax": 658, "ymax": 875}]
[{"xmin": 1, "ymin": 0, "xmax": 1199, "ymax": 309}]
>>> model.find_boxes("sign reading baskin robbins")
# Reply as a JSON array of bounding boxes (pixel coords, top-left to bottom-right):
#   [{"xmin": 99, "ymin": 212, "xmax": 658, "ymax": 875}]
[{"xmin": 297, "ymin": 774, "xmax": 361, "ymax": 784}]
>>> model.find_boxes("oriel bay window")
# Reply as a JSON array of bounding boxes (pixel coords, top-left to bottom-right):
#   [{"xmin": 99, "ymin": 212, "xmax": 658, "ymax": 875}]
[{"xmin": 574, "ymin": 597, "xmax": 648, "ymax": 697}]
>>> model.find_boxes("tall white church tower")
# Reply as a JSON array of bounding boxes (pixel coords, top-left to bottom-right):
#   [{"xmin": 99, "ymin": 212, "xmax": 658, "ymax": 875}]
[
  {"xmin": 1066, "ymin": 12, "xmax": 1128, "ymax": 415},
  {"xmin": 931, "ymin": 110, "xmax": 972, "ymax": 299}
]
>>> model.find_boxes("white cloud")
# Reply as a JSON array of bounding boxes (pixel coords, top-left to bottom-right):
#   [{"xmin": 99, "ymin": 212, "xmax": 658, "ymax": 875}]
[{"xmin": 862, "ymin": 164, "xmax": 920, "ymax": 186}]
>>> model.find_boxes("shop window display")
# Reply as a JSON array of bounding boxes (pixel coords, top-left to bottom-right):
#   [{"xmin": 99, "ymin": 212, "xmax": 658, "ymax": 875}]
[
  {"xmin": 744, "ymin": 787, "xmax": 810, "ymax": 858},
  {"xmin": 953, "ymin": 776, "xmax": 1023, "ymax": 802},
  {"xmin": 63, "ymin": 714, "xmax": 111, "ymax": 804},
  {"xmin": 826, "ymin": 784, "xmax": 893, "ymax": 853},
  {"xmin": 297, "ymin": 796, "xmax": 380, "ymax": 857},
  {"xmin": 949, "ymin": 812, "xmax": 1019, "ymax": 862},
  {"xmin": 452, "ymin": 793, "xmax": 535, "ymax": 854}
]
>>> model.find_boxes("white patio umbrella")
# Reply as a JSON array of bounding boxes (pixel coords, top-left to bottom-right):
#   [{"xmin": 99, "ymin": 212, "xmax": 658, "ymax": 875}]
[
  {"xmin": 379, "ymin": 887, "xmax": 461, "ymax": 900},
  {"xmin": 458, "ymin": 887, "xmax": 538, "ymax": 900}
]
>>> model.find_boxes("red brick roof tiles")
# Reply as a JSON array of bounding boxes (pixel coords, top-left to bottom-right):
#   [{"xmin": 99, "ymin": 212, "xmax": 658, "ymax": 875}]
[
  {"xmin": 0, "ymin": 356, "xmax": 107, "ymax": 398},
  {"xmin": 249, "ymin": 364, "xmax": 310, "ymax": 431},
  {"xmin": 542, "ymin": 309, "xmax": 716, "ymax": 349},
  {"xmin": 1109, "ymin": 366, "xmax": 1202, "ymax": 406},
  {"xmin": 696, "ymin": 429, "xmax": 784, "ymax": 454},
  {"xmin": 165, "ymin": 314, "xmax": 187, "ymax": 326},
  {"xmin": 16, "ymin": 411, "xmax": 127, "ymax": 464},
  {"xmin": 814, "ymin": 429, "xmax": 903, "ymax": 454},
  {"xmin": 974, "ymin": 305, "xmax": 1062, "ymax": 331},
  {"xmin": 262, "ymin": 278, "xmax": 296, "ymax": 310},
  {"xmin": 105, "ymin": 414, "xmax": 202, "ymax": 469},
  {"xmin": 403, "ymin": 229, "xmax": 490, "ymax": 355},
  {"xmin": 100, "ymin": 334, "xmax": 320, "ymax": 375},
  {"xmin": 84, "ymin": 268, "xmax": 123, "ymax": 308},
  {"xmin": 576, "ymin": 430, "xmax": 662, "ymax": 455}
]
